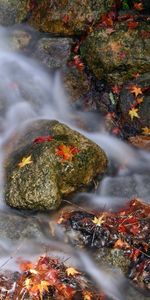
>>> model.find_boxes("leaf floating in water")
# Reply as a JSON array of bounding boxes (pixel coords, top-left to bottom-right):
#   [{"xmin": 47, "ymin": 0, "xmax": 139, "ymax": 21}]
[
  {"xmin": 18, "ymin": 155, "xmax": 33, "ymax": 168},
  {"xmin": 33, "ymin": 136, "xmax": 53, "ymax": 144}
]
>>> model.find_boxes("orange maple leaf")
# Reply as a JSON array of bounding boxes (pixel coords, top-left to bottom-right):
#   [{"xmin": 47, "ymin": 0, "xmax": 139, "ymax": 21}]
[
  {"xmin": 18, "ymin": 155, "xmax": 33, "ymax": 168},
  {"xmin": 55, "ymin": 145, "xmax": 79, "ymax": 161},
  {"xmin": 134, "ymin": 2, "xmax": 144, "ymax": 10},
  {"xmin": 142, "ymin": 127, "xmax": 150, "ymax": 135},
  {"xmin": 114, "ymin": 239, "xmax": 129, "ymax": 249},
  {"xmin": 128, "ymin": 108, "xmax": 140, "ymax": 120},
  {"xmin": 129, "ymin": 85, "xmax": 143, "ymax": 97}
]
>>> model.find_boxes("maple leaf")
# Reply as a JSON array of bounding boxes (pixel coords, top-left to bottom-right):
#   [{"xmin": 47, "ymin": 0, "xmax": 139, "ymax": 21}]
[
  {"xmin": 24, "ymin": 278, "xmax": 31, "ymax": 289},
  {"xmin": 128, "ymin": 21, "xmax": 139, "ymax": 29},
  {"xmin": 142, "ymin": 127, "xmax": 150, "ymax": 135},
  {"xmin": 128, "ymin": 108, "xmax": 140, "ymax": 120},
  {"xmin": 129, "ymin": 85, "xmax": 143, "ymax": 97},
  {"xmin": 83, "ymin": 290, "xmax": 92, "ymax": 300},
  {"xmin": 114, "ymin": 239, "xmax": 129, "ymax": 249},
  {"xmin": 55, "ymin": 145, "xmax": 79, "ymax": 161},
  {"xmin": 134, "ymin": 2, "xmax": 144, "ymax": 11},
  {"xmin": 92, "ymin": 214, "xmax": 105, "ymax": 226},
  {"xmin": 18, "ymin": 155, "xmax": 33, "ymax": 168},
  {"xmin": 33, "ymin": 136, "xmax": 53, "ymax": 144},
  {"xmin": 66, "ymin": 267, "xmax": 80, "ymax": 276},
  {"xmin": 37, "ymin": 281, "xmax": 49, "ymax": 300}
]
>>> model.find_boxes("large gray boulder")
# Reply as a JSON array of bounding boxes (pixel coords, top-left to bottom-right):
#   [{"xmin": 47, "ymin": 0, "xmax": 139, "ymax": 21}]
[{"xmin": 5, "ymin": 120, "xmax": 107, "ymax": 211}]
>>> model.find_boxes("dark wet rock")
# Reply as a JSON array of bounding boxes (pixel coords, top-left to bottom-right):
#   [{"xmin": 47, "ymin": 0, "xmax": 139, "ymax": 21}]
[
  {"xmin": 80, "ymin": 22, "xmax": 150, "ymax": 85},
  {"xmin": 32, "ymin": 37, "xmax": 73, "ymax": 69},
  {"xmin": 0, "ymin": 211, "xmax": 42, "ymax": 240},
  {"xmin": 119, "ymin": 73, "xmax": 150, "ymax": 136},
  {"xmin": 5, "ymin": 120, "xmax": 107, "ymax": 211},
  {"xmin": 58, "ymin": 199, "xmax": 150, "ymax": 293},
  {"xmin": 16, "ymin": 0, "xmax": 115, "ymax": 35}
]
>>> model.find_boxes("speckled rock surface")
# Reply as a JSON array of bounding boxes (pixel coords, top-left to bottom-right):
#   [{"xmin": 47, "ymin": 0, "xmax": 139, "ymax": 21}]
[
  {"xmin": 80, "ymin": 22, "xmax": 150, "ymax": 85},
  {"xmin": 5, "ymin": 120, "xmax": 107, "ymax": 211},
  {"xmin": 0, "ymin": 0, "xmax": 19, "ymax": 26},
  {"xmin": 16, "ymin": 0, "xmax": 115, "ymax": 35}
]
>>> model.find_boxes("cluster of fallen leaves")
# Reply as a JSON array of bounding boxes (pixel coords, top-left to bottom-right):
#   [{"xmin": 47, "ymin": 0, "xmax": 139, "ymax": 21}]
[
  {"xmin": 128, "ymin": 84, "xmax": 144, "ymax": 120},
  {"xmin": 58, "ymin": 198, "xmax": 150, "ymax": 291},
  {"xmin": 18, "ymin": 136, "xmax": 80, "ymax": 168},
  {"xmin": 0, "ymin": 256, "xmax": 105, "ymax": 300}
]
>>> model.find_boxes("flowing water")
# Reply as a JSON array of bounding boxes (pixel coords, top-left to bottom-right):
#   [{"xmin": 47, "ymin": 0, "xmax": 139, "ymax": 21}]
[{"xmin": 0, "ymin": 25, "xmax": 149, "ymax": 299}]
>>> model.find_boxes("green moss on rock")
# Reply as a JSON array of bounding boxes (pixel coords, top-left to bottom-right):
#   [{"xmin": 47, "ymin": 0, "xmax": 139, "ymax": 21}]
[
  {"xmin": 5, "ymin": 120, "xmax": 107, "ymax": 211},
  {"xmin": 80, "ymin": 22, "xmax": 150, "ymax": 85}
]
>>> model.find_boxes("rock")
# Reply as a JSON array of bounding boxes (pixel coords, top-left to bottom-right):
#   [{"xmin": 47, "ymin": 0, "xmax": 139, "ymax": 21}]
[
  {"xmin": 119, "ymin": 73, "xmax": 150, "ymax": 135},
  {"xmin": 5, "ymin": 120, "xmax": 107, "ymax": 211},
  {"xmin": 128, "ymin": 135, "xmax": 150, "ymax": 151},
  {"xmin": 80, "ymin": 22, "xmax": 150, "ymax": 85},
  {"xmin": 0, "ymin": 211, "xmax": 42, "ymax": 240},
  {"xmin": 16, "ymin": 0, "xmax": 115, "ymax": 35},
  {"xmin": 32, "ymin": 37, "xmax": 73, "ymax": 69},
  {"xmin": 0, "ymin": 0, "xmax": 19, "ymax": 26}
]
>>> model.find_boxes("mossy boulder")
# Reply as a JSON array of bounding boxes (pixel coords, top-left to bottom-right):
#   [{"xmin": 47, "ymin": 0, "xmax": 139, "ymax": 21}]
[
  {"xmin": 5, "ymin": 120, "xmax": 107, "ymax": 211},
  {"xmin": 80, "ymin": 22, "xmax": 150, "ymax": 85},
  {"xmin": 16, "ymin": 0, "xmax": 115, "ymax": 35}
]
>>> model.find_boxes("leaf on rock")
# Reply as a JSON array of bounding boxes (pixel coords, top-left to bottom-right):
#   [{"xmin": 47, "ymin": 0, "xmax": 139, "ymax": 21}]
[
  {"xmin": 55, "ymin": 145, "xmax": 79, "ymax": 161},
  {"xmin": 33, "ymin": 136, "xmax": 53, "ymax": 144},
  {"xmin": 128, "ymin": 21, "xmax": 139, "ymax": 29},
  {"xmin": 142, "ymin": 127, "xmax": 150, "ymax": 135},
  {"xmin": 66, "ymin": 267, "xmax": 80, "ymax": 277},
  {"xmin": 129, "ymin": 85, "xmax": 143, "ymax": 97},
  {"xmin": 18, "ymin": 155, "xmax": 33, "ymax": 168},
  {"xmin": 92, "ymin": 215, "xmax": 105, "ymax": 227},
  {"xmin": 134, "ymin": 2, "xmax": 144, "ymax": 11},
  {"xmin": 128, "ymin": 108, "xmax": 140, "ymax": 120}
]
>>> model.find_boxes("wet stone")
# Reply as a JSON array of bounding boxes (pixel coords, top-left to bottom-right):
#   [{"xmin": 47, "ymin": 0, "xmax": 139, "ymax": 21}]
[
  {"xmin": 5, "ymin": 120, "xmax": 107, "ymax": 211},
  {"xmin": 80, "ymin": 22, "xmax": 150, "ymax": 85}
]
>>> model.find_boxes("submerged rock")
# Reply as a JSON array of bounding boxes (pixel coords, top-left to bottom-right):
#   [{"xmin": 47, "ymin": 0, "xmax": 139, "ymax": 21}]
[
  {"xmin": 16, "ymin": 0, "xmax": 115, "ymax": 35},
  {"xmin": 5, "ymin": 120, "xmax": 107, "ymax": 211},
  {"xmin": 80, "ymin": 22, "xmax": 150, "ymax": 85}
]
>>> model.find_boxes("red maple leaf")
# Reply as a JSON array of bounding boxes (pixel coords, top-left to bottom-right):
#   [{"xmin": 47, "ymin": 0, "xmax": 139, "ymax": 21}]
[
  {"xmin": 128, "ymin": 21, "xmax": 139, "ymax": 29},
  {"xmin": 33, "ymin": 136, "xmax": 53, "ymax": 144}
]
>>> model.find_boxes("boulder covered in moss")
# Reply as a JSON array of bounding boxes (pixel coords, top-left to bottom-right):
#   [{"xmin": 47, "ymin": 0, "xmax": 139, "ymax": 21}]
[
  {"xmin": 119, "ymin": 72, "xmax": 150, "ymax": 136},
  {"xmin": 5, "ymin": 120, "xmax": 107, "ymax": 211},
  {"xmin": 16, "ymin": 0, "xmax": 115, "ymax": 35},
  {"xmin": 80, "ymin": 22, "xmax": 150, "ymax": 85}
]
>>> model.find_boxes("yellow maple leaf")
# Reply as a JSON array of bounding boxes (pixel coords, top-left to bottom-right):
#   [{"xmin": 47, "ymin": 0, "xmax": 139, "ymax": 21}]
[
  {"xmin": 142, "ymin": 127, "xmax": 150, "ymax": 135},
  {"xmin": 66, "ymin": 267, "xmax": 80, "ymax": 276},
  {"xmin": 83, "ymin": 291, "xmax": 92, "ymax": 300},
  {"xmin": 37, "ymin": 281, "xmax": 49, "ymax": 300},
  {"xmin": 129, "ymin": 85, "xmax": 142, "ymax": 97},
  {"xmin": 24, "ymin": 278, "xmax": 31, "ymax": 289},
  {"xmin": 18, "ymin": 155, "xmax": 33, "ymax": 168},
  {"xmin": 92, "ymin": 214, "xmax": 105, "ymax": 226},
  {"xmin": 128, "ymin": 108, "xmax": 140, "ymax": 120}
]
